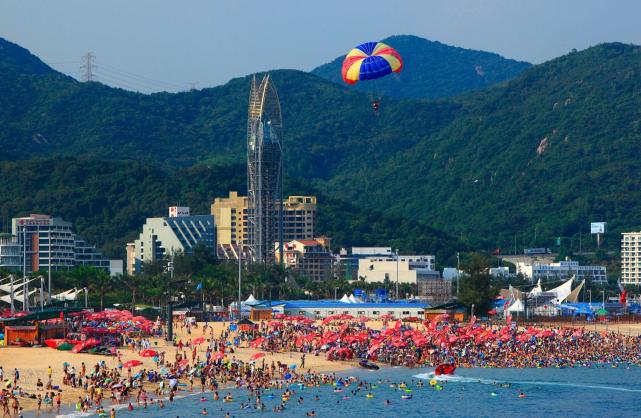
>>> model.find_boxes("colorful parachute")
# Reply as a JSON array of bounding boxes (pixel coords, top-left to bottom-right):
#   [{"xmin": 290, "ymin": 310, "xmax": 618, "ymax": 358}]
[{"xmin": 341, "ymin": 41, "xmax": 403, "ymax": 85}]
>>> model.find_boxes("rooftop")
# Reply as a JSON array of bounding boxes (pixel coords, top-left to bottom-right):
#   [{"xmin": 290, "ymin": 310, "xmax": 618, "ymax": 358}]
[{"xmin": 257, "ymin": 299, "xmax": 430, "ymax": 309}]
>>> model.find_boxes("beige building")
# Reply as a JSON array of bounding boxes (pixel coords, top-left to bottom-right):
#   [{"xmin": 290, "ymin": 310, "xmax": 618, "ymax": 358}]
[
  {"xmin": 358, "ymin": 255, "xmax": 437, "ymax": 284},
  {"xmin": 211, "ymin": 192, "xmax": 317, "ymax": 259},
  {"xmin": 276, "ymin": 239, "xmax": 333, "ymax": 282},
  {"xmin": 211, "ymin": 192, "xmax": 249, "ymax": 248},
  {"xmin": 621, "ymin": 232, "xmax": 641, "ymax": 284}
]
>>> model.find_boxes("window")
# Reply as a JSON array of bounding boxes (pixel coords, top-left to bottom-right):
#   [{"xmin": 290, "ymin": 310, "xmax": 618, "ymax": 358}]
[
  {"xmin": 402, "ymin": 311, "xmax": 410, "ymax": 315},
  {"xmin": 372, "ymin": 311, "xmax": 379, "ymax": 315}
]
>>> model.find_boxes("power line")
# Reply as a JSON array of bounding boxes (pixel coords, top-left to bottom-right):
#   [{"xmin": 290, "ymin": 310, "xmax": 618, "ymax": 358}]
[
  {"xmin": 94, "ymin": 61, "xmax": 185, "ymax": 90},
  {"xmin": 80, "ymin": 52, "xmax": 97, "ymax": 82}
]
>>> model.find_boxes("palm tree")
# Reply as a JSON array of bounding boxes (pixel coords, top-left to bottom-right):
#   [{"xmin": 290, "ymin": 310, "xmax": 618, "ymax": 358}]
[
  {"xmin": 89, "ymin": 270, "xmax": 113, "ymax": 311},
  {"xmin": 121, "ymin": 273, "xmax": 148, "ymax": 315}
]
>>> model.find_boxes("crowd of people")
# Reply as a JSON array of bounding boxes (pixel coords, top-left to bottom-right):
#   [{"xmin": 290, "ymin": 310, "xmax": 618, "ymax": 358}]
[
  {"xmin": 242, "ymin": 314, "xmax": 641, "ymax": 369},
  {"xmin": 5, "ymin": 313, "xmax": 641, "ymax": 416}
]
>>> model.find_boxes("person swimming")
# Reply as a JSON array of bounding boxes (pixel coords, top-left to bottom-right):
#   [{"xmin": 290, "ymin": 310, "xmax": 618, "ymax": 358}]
[{"xmin": 201, "ymin": 407, "xmax": 208, "ymax": 415}]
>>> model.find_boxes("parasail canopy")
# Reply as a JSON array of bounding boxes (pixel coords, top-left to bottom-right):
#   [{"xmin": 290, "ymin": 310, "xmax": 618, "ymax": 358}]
[{"xmin": 342, "ymin": 41, "xmax": 403, "ymax": 85}]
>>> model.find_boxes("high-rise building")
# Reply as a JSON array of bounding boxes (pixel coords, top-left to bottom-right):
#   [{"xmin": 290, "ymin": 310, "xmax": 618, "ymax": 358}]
[
  {"xmin": 211, "ymin": 192, "xmax": 317, "ymax": 260},
  {"xmin": 12, "ymin": 214, "xmax": 109, "ymax": 273},
  {"xmin": 282, "ymin": 196, "xmax": 317, "ymax": 242},
  {"xmin": 211, "ymin": 192, "xmax": 249, "ymax": 250},
  {"xmin": 621, "ymin": 232, "xmax": 641, "ymax": 284},
  {"xmin": 0, "ymin": 233, "xmax": 22, "ymax": 271},
  {"xmin": 128, "ymin": 207, "xmax": 216, "ymax": 274},
  {"xmin": 247, "ymin": 74, "xmax": 283, "ymax": 264}
]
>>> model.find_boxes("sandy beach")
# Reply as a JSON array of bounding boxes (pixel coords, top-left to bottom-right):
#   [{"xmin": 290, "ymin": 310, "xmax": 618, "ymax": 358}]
[{"xmin": 0, "ymin": 320, "xmax": 353, "ymax": 414}]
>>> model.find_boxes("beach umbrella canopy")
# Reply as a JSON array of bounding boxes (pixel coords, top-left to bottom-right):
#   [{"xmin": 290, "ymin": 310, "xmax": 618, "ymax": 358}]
[
  {"xmin": 250, "ymin": 337, "xmax": 266, "ymax": 348},
  {"xmin": 140, "ymin": 349, "xmax": 158, "ymax": 358},
  {"xmin": 123, "ymin": 360, "xmax": 143, "ymax": 368},
  {"xmin": 193, "ymin": 337, "xmax": 206, "ymax": 345},
  {"xmin": 250, "ymin": 352, "xmax": 266, "ymax": 362}
]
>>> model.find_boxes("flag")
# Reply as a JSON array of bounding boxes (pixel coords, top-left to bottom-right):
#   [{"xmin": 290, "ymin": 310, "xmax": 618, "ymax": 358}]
[
  {"xmin": 196, "ymin": 282, "xmax": 203, "ymax": 290},
  {"xmin": 618, "ymin": 280, "xmax": 627, "ymax": 305}
]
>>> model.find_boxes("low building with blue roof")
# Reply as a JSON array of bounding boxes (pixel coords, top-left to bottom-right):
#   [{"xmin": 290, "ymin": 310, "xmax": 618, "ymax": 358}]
[{"xmin": 254, "ymin": 299, "xmax": 429, "ymax": 319}]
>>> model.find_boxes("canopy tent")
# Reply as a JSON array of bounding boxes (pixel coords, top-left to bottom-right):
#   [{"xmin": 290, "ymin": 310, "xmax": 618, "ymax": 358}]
[
  {"xmin": 348, "ymin": 294, "xmax": 361, "ymax": 304},
  {"xmin": 244, "ymin": 294, "xmax": 260, "ymax": 306},
  {"xmin": 565, "ymin": 280, "xmax": 585, "ymax": 303},
  {"xmin": 339, "ymin": 294, "xmax": 351, "ymax": 304},
  {"xmin": 53, "ymin": 288, "xmax": 85, "ymax": 302},
  {"xmin": 546, "ymin": 277, "xmax": 575, "ymax": 304},
  {"xmin": 0, "ymin": 288, "xmax": 39, "ymax": 306},
  {"xmin": 529, "ymin": 279, "xmax": 543, "ymax": 296}
]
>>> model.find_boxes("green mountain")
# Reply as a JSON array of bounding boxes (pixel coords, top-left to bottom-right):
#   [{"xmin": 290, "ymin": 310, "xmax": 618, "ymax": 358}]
[
  {"xmin": 0, "ymin": 158, "xmax": 461, "ymax": 263},
  {"xmin": 311, "ymin": 35, "xmax": 531, "ymax": 99},
  {"xmin": 2, "ymin": 36, "xmax": 641, "ymax": 260},
  {"xmin": 0, "ymin": 37, "xmax": 460, "ymax": 176},
  {"xmin": 327, "ymin": 42, "xmax": 641, "ymax": 250}
]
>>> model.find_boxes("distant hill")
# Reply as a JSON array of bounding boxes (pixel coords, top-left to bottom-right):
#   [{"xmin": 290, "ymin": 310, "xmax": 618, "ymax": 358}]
[
  {"xmin": 2, "ymin": 36, "xmax": 641, "ymax": 257},
  {"xmin": 0, "ymin": 158, "xmax": 461, "ymax": 262},
  {"xmin": 325, "ymin": 42, "xmax": 641, "ymax": 250},
  {"xmin": 311, "ymin": 35, "xmax": 531, "ymax": 99}
]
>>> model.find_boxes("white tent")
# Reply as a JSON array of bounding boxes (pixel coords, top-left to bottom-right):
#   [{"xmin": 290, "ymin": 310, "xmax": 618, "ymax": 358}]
[
  {"xmin": 547, "ymin": 277, "xmax": 574, "ymax": 304},
  {"xmin": 0, "ymin": 288, "xmax": 39, "ymax": 306},
  {"xmin": 529, "ymin": 279, "xmax": 543, "ymax": 296},
  {"xmin": 348, "ymin": 294, "xmax": 360, "ymax": 304},
  {"xmin": 339, "ymin": 294, "xmax": 351, "ymax": 303},
  {"xmin": 245, "ymin": 294, "xmax": 259, "ymax": 306},
  {"xmin": 0, "ymin": 277, "xmax": 39, "ymax": 293},
  {"xmin": 507, "ymin": 299, "xmax": 525, "ymax": 313}
]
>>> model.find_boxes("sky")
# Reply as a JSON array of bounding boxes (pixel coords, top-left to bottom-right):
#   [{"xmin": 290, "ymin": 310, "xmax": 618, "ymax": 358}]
[{"xmin": 2, "ymin": 0, "xmax": 641, "ymax": 93}]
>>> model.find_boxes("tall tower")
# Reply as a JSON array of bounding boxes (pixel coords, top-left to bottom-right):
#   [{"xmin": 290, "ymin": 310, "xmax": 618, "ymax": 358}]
[{"xmin": 247, "ymin": 74, "xmax": 283, "ymax": 264}]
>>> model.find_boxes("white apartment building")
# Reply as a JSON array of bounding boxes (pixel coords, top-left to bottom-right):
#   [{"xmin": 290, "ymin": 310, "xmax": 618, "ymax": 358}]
[
  {"xmin": 128, "ymin": 207, "xmax": 216, "ymax": 274},
  {"xmin": 621, "ymin": 232, "xmax": 641, "ymax": 285},
  {"xmin": 0, "ymin": 233, "xmax": 22, "ymax": 271},
  {"xmin": 516, "ymin": 260, "xmax": 607, "ymax": 283},
  {"xmin": 12, "ymin": 214, "xmax": 109, "ymax": 273},
  {"xmin": 358, "ymin": 255, "xmax": 437, "ymax": 284}
]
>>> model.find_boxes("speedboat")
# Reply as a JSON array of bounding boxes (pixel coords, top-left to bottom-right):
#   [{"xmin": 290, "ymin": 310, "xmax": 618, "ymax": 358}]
[{"xmin": 359, "ymin": 360, "xmax": 380, "ymax": 370}]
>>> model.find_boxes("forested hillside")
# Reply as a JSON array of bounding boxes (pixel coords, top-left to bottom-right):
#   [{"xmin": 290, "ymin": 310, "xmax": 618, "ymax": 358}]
[{"xmin": 2, "ymin": 37, "xmax": 640, "ymax": 258}]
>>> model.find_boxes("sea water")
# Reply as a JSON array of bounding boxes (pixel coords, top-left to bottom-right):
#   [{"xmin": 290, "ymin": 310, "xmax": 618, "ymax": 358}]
[{"xmin": 50, "ymin": 366, "xmax": 641, "ymax": 418}]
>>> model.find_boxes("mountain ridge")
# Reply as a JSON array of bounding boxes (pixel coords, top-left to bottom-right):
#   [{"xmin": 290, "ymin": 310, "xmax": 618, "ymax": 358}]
[
  {"xmin": 1, "ymin": 36, "xmax": 640, "ymax": 255},
  {"xmin": 311, "ymin": 34, "xmax": 532, "ymax": 99}
]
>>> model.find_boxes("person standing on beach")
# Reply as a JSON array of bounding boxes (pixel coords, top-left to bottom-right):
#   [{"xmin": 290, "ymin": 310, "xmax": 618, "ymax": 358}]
[{"xmin": 47, "ymin": 365, "xmax": 52, "ymax": 380}]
